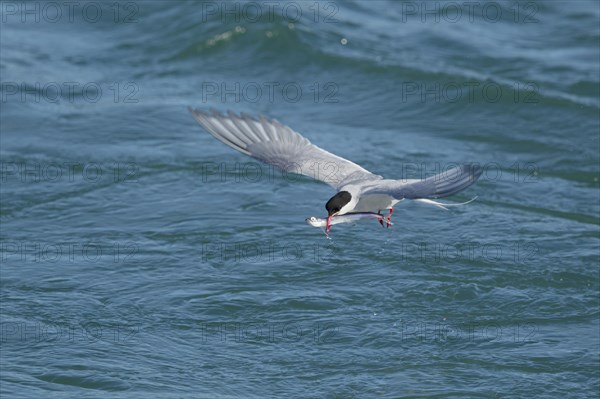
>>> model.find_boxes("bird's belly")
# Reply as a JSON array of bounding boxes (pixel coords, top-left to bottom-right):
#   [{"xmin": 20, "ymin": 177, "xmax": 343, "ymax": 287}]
[{"xmin": 353, "ymin": 194, "xmax": 399, "ymax": 212}]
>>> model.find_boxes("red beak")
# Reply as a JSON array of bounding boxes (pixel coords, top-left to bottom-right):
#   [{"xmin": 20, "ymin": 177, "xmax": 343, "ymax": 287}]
[{"xmin": 325, "ymin": 215, "xmax": 332, "ymax": 236}]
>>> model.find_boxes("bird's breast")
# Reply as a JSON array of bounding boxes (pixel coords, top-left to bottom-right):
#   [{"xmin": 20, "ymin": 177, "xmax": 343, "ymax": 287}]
[{"xmin": 352, "ymin": 194, "xmax": 399, "ymax": 212}]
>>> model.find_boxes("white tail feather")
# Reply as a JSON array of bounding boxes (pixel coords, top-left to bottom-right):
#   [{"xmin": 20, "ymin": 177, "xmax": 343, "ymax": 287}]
[{"xmin": 413, "ymin": 196, "xmax": 478, "ymax": 211}]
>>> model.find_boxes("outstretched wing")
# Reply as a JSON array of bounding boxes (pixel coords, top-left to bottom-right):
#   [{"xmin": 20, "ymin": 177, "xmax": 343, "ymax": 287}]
[
  {"xmin": 362, "ymin": 164, "xmax": 482, "ymax": 199},
  {"xmin": 189, "ymin": 108, "xmax": 382, "ymax": 189}
]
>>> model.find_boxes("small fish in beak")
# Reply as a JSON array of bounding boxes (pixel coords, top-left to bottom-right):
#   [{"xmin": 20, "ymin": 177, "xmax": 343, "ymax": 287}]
[{"xmin": 306, "ymin": 212, "xmax": 393, "ymax": 237}]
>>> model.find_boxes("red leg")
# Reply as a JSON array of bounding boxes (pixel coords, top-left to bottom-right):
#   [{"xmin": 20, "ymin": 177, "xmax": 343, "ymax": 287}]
[
  {"xmin": 387, "ymin": 208, "xmax": 394, "ymax": 227},
  {"xmin": 378, "ymin": 210, "xmax": 384, "ymax": 227}
]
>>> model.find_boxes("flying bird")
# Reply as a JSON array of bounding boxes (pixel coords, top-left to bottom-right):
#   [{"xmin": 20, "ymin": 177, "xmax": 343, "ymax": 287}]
[{"xmin": 189, "ymin": 108, "xmax": 482, "ymax": 235}]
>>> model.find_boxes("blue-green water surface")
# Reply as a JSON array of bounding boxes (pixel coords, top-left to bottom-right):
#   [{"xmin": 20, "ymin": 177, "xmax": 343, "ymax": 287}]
[{"xmin": 1, "ymin": 1, "xmax": 599, "ymax": 398}]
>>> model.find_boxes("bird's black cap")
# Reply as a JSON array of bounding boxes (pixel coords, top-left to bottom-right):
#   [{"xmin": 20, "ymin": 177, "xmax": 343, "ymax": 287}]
[{"xmin": 326, "ymin": 191, "xmax": 352, "ymax": 216}]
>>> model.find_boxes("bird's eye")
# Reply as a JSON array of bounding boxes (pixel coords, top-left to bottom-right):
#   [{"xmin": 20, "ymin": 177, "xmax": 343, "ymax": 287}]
[{"xmin": 311, "ymin": 217, "xmax": 316, "ymax": 221}]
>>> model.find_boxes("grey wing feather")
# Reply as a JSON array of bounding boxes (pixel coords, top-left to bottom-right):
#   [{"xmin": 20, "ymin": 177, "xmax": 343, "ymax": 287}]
[
  {"xmin": 189, "ymin": 108, "xmax": 382, "ymax": 189},
  {"xmin": 364, "ymin": 164, "xmax": 482, "ymax": 199}
]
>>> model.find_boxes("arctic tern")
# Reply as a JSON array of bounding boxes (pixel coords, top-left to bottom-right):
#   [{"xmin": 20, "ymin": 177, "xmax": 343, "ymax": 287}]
[{"xmin": 189, "ymin": 108, "xmax": 482, "ymax": 236}]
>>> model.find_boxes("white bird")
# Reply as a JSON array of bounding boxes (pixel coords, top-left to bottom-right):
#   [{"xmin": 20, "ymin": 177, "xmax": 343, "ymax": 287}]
[{"xmin": 189, "ymin": 108, "xmax": 482, "ymax": 235}]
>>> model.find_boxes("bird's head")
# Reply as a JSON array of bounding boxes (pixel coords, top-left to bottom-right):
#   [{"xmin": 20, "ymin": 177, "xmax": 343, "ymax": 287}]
[
  {"xmin": 325, "ymin": 191, "xmax": 352, "ymax": 217},
  {"xmin": 324, "ymin": 191, "xmax": 353, "ymax": 237}
]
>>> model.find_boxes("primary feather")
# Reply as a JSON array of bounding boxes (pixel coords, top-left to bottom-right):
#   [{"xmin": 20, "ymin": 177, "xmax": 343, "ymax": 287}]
[{"xmin": 189, "ymin": 108, "xmax": 381, "ymax": 189}]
